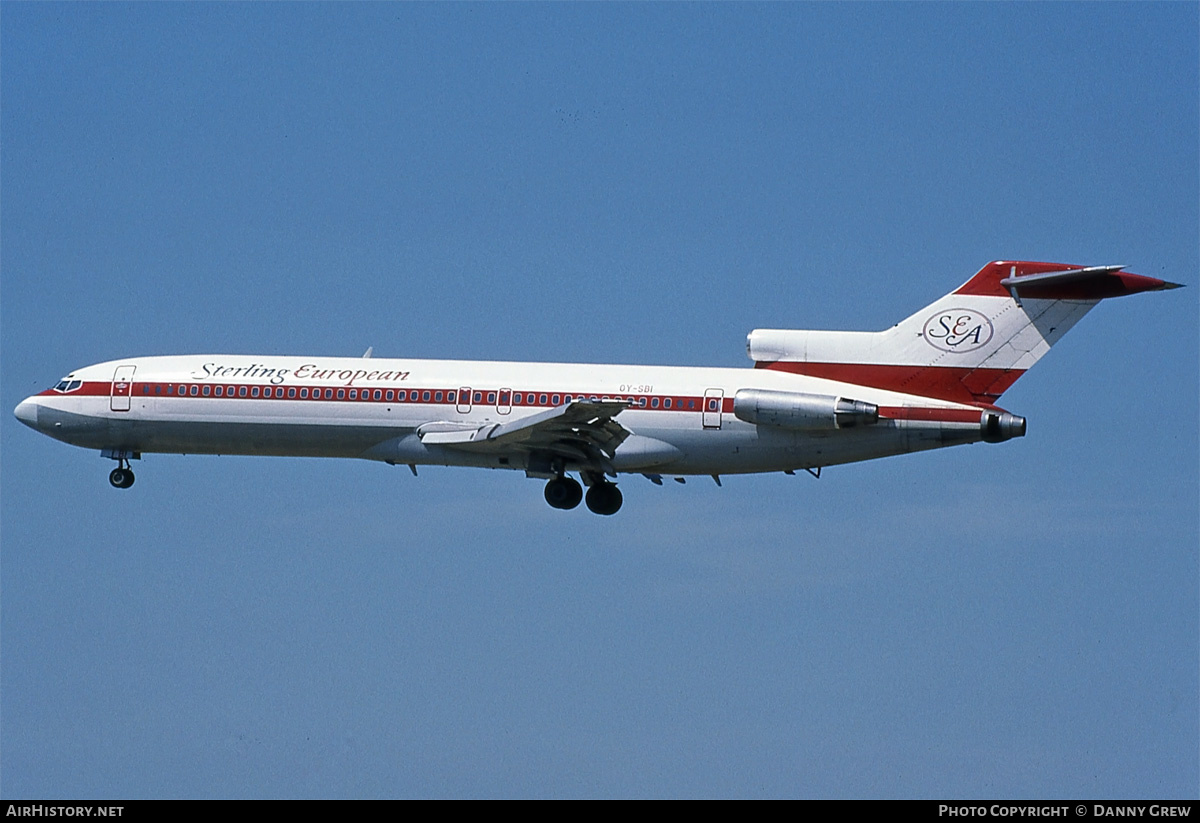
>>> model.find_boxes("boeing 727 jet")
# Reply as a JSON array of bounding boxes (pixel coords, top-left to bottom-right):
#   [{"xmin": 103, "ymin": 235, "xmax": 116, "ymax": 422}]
[{"xmin": 14, "ymin": 261, "xmax": 1179, "ymax": 515}]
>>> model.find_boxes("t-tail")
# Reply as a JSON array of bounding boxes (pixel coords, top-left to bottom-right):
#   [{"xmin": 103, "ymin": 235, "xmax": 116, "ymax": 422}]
[{"xmin": 747, "ymin": 261, "xmax": 1182, "ymax": 406}]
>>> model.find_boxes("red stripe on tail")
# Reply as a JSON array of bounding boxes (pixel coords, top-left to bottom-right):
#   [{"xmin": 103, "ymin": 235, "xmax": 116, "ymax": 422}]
[{"xmin": 757, "ymin": 362, "xmax": 1024, "ymax": 406}]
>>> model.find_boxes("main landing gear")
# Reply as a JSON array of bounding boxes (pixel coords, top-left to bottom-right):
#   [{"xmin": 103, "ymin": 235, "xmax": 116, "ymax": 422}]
[
  {"xmin": 544, "ymin": 474, "xmax": 622, "ymax": 515},
  {"xmin": 544, "ymin": 475, "xmax": 583, "ymax": 510},
  {"xmin": 584, "ymin": 481, "xmax": 622, "ymax": 516}
]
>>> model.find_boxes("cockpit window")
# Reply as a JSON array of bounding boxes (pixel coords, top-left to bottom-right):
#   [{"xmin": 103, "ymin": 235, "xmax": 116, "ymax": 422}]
[{"xmin": 53, "ymin": 379, "xmax": 82, "ymax": 393}]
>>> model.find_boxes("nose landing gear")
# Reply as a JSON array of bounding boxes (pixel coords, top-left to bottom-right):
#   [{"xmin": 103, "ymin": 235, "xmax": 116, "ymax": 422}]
[
  {"xmin": 109, "ymin": 467, "xmax": 135, "ymax": 489},
  {"xmin": 102, "ymin": 449, "xmax": 139, "ymax": 489}
]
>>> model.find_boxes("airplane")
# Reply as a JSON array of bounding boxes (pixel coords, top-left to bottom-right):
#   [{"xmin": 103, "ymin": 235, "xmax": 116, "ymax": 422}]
[{"xmin": 13, "ymin": 260, "xmax": 1180, "ymax": 515}]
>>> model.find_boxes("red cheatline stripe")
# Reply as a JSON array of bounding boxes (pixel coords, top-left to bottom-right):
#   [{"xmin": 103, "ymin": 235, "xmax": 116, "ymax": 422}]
[
  {"xmin": 39, "ymin": 382, "xmax": 722, "ymax": 413},
  {"xmin": 756, "ymin": 361, "xmax": 1023, "ymax": 405},
  {"xmin": 36, "ymin": 382, "xmax": 1004, "ymax": 423},
  {"xmin": 38, "ymin": 383, "xmax": 111, "ymax": 397}
]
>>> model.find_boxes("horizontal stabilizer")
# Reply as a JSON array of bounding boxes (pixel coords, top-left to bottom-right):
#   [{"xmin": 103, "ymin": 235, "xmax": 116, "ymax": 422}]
[
  {"xmin": 1000, "ymin": 264, "xmax": 1126, "ymax": 287},
  {"xmin": 998, "ymin": 264, "xmax": 1183, "ymax": 304}
]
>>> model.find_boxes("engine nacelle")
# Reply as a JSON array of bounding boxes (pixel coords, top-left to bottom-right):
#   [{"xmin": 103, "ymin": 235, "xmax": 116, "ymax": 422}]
[
  {"xmin": 733, "ymin": 389, "xmax": 879, "ymax": 431},
  {"xmin": 746, "ymin": 328, "xmax": 881, "ymax": 363},
  {"xmin": 980, "ymin": 410, "xmax": 1027, "ymax": 443}
]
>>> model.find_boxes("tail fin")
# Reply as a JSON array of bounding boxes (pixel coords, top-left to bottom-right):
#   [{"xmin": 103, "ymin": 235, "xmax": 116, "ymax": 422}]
[{"xmin": 748, "ymin": 261, "xmax": 1180, "ymax": 406}]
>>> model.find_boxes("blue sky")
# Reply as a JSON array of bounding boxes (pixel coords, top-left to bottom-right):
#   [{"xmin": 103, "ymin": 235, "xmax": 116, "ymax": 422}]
[{"xmin": 2, "ymin": 3, "xmax": 1196, "ymax": 799}]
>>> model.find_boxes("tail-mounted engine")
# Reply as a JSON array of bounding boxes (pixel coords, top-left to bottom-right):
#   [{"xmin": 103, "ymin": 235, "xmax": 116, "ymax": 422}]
[{"xmin": 733, "ymin": 389, "xmax": 879, "ymax": 431}]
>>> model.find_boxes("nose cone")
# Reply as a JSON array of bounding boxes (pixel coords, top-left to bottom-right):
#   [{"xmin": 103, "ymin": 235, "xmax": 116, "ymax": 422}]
[{"xmin": 14, "ymin": 397, "xmax": 39, "ymax": 429}]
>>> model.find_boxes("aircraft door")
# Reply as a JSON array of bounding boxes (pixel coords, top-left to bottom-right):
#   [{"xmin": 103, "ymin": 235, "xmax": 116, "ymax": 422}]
[
  {"xmin": 703, "ymin": 388, "xmax": 723, "ymax": 429},
  {"xmin": 457, "ymin": 387, "xmax": 472, "ymax": 414},
  {"xmin": 111, "ymin": 365, "xmax": 136, "ymax": 412},
  {"xmin": 498, "ymin": 388, "xmax": 512, "ymax": 415}
]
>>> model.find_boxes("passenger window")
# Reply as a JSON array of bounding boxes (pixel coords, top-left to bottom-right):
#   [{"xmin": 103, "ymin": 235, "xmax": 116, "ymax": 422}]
[
  {"xmin": 473, "ymin": 392, "xmax": 482, "ymax": 403},
  {"xmin": 688, "ymin": 399, "xmax": 695, "ymax": 409},
  {"xmin": 239, "ymin": 386, "xmax": 247, "ymax": 397},
  {"xmin": 422, "ymin": 391, "xmax": 431, "ymax": 401},
  {"xmin": 447, "ymin": 391, "xmax": 455, "ymax": 403},
  {"xmin": 398, "ymin": 390, "xmax": 407, "ymax": 401},
  {"xmin": 251, "ymin": 387, "xmax": 260, "ymax": 397},
  {"xmin": 552, "ymin": 394, "xmax": 561, "ymax": 404},
  {"xmin": 386, "ymin": 390, "xmax": 394, "ymax": 401},
  {"xmin": 337, "ymin": 389, "xmax": 345, "ymax": 400},
  {"xmin": 374, "ymin": 390, "xmax": 382, "ymax": 400},
  {"xmin": 203, "ymin": 386, "xmax": 211, "ymax": 396},
  {"xmin": 539, "ymin": 393, "xmax": 548, "ymax": 405},
  {"xmin": 287, "ymin": 388, "xmax": 295, "ymax": 398},
  {"xmin": 214, "ymin": 386, "xmax": 223, "ymax": 397},
  {"xmin": 434, "ymin": 391, "xmax": 442, "ymax": 402}
]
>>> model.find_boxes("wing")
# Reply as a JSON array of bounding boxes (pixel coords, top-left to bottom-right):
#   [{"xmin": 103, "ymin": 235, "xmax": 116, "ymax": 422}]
[{"xmin": 417, "ymin": 400, "xmax": 632, "ymax": 475}]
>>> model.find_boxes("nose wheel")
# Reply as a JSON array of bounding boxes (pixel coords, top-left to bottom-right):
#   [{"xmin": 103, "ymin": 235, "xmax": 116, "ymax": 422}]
[
  {"xmin": 104, "ymin": 450, "xmax": 138, "ymax": 489},
  {"xmin": 109, "ymin": 467, "xmax": 135, "ymax": 489}
]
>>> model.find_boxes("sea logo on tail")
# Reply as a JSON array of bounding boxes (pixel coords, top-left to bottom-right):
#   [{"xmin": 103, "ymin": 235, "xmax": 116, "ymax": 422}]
[{"xmin": 921, "ymin": 309, "xmax": 994, "ymax": 353}]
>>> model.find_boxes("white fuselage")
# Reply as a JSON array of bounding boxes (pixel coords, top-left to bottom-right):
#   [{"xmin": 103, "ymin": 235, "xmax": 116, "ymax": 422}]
[
  {"xmin": 16, "ymin": 261, "xmax": 1172, "ymax": 512},
  {"xmin": 15, "ymin": 353, "xmax": 997, "ymax": 478}
]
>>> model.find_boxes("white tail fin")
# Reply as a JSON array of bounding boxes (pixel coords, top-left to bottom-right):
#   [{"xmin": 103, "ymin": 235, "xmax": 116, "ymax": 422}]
[{"xmin": 748, "ymin": 261, "xmax": 1180, "ymax": 406}]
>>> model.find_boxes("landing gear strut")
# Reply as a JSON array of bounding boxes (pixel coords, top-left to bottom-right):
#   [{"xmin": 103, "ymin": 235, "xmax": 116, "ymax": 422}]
[{"xmin": 544, "ymin": 476, "xmax": 583, "ymax": 510}]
